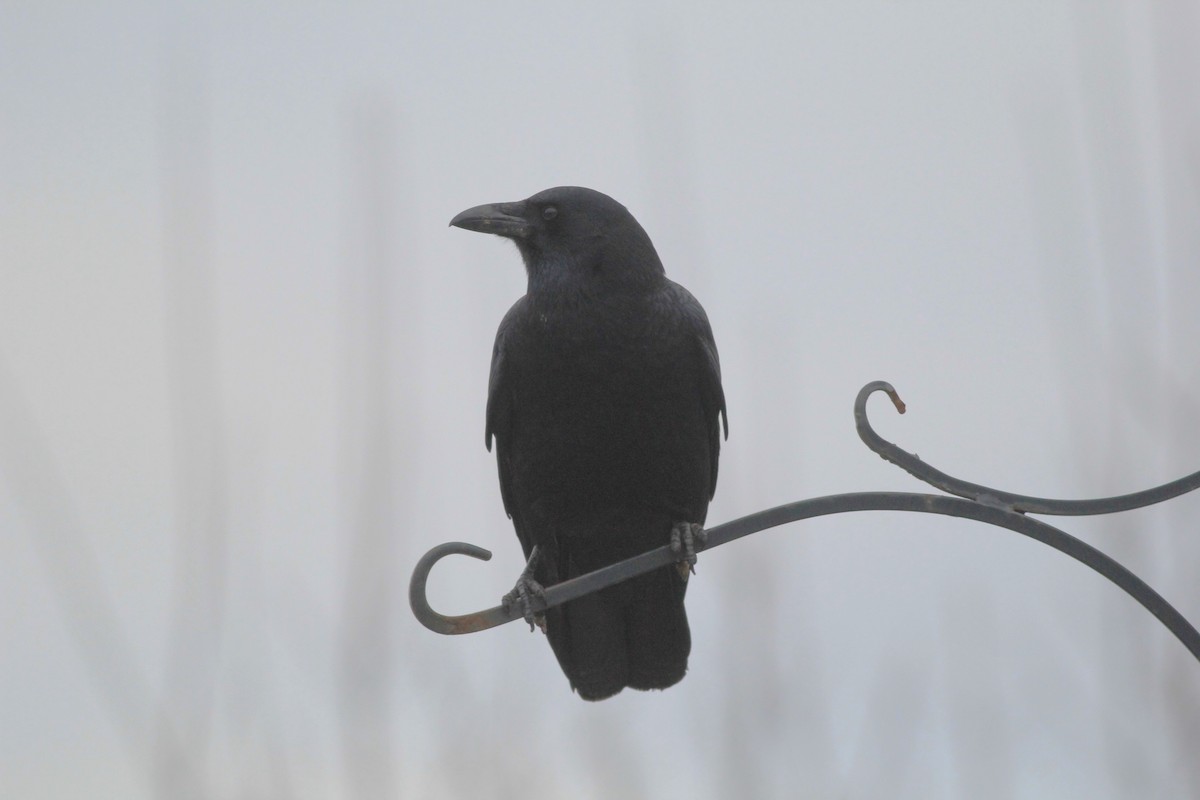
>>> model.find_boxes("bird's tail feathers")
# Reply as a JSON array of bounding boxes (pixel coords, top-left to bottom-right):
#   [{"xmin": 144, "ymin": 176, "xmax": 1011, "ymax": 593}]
[{"xmin": 548, "ymin": 561, "xmax": 690, "ymax": 701}]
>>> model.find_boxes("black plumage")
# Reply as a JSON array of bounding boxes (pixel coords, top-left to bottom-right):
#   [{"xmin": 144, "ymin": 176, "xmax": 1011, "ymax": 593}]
[{"xmin": 450, "ymin": 186, "xmax": 727, "ymax": 700}]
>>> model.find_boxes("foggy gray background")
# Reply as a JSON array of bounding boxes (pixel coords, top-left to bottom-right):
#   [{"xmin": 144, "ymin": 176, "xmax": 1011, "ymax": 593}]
[{"xmin": 2, "ymin": 3, "xmax": 1198, "ymax": 798}]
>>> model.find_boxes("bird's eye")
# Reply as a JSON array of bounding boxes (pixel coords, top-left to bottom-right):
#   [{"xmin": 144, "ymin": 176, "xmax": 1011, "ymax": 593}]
[{"xmin": 542, "ymin": 206, "xmax": 558, "ymax": 221}]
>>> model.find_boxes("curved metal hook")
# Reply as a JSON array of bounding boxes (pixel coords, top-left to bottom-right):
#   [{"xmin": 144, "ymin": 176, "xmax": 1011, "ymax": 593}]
[
  {"xmin": 855, "ymin": 381, "xmax": 1200, "ymax": 515},
  {"xmin": 408, "ymin": 542, "xmax": 514, "ymax": 634},
  {"xmin": 410, "ymin": 381, "xmax": 1200, "ymax": 665}
]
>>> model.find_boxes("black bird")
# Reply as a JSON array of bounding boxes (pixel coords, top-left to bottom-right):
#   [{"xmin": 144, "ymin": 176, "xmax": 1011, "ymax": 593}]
[{"xmin": 450, "ymin": 186, "xmax": 727, "ymax": 700}]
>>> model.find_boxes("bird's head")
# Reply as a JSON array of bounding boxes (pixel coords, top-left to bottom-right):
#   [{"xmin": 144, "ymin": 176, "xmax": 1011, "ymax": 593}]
[{"xmin": 450, "ymin": 186, "xmax": 665, "ymax": 293}]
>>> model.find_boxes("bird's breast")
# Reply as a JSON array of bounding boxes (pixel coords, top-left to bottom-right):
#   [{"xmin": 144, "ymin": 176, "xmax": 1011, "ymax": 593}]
[{"xmin": 505, "ymin": 296, "xmax": 710, "ymax": 522}]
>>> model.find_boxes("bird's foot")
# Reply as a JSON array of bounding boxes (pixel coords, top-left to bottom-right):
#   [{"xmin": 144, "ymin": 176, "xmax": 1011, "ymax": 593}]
[
  {"xmin": 502, "ymin": 545, "xmax": 547, "ymax": 632},
  {"xmin": 670, "ymin": 522, "xmax": 708, "ymax": 581}
]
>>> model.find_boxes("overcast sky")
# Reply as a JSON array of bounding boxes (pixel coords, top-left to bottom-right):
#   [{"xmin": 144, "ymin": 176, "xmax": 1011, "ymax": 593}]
[{"xmin": 2, "ymin": 3, "xmax": 1198, "ymax": 799}]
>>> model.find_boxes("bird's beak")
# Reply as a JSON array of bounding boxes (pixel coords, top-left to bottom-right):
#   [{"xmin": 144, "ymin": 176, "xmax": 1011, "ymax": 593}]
[{"xmin": 449, "ymin": 201, "xmax": 532, "ymax": 239}]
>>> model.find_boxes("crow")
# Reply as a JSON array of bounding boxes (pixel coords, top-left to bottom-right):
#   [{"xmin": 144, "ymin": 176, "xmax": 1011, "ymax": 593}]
[{"xmin": 450, "ymin": 186, "xmax": 727, "ymax": 700}]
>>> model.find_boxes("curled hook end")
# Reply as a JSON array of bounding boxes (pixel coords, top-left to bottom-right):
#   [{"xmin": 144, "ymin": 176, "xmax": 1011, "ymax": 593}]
[
  {"xmin": 855, "ymin": 381, "xmax": 909, "ymax": 459},
  {"xmin": 856, "ymin": 380, "xmax": 906, "ymax": 418},
  {"xmin": 411, "ymin": 542, "xmax": 513, "ymax": 635}
]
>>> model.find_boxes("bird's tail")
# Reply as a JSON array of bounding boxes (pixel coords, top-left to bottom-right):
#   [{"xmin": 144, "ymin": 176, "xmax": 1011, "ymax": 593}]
[{"xmin": 546, "ymin": 563, "xmax": 690, "ymax": 701}]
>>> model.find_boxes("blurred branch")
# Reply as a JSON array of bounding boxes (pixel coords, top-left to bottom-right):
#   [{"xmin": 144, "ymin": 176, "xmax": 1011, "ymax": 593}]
[
  {"xmin": 155, "ymin": 42, "xmax": 228, "ymax": 798},
  {"xmin": 0, "ymin": 356, "xmax": 186, "ymax": 774},
  {"xmin": 337, "ymin": 98, "xmax": 402, "ymax": 800}
]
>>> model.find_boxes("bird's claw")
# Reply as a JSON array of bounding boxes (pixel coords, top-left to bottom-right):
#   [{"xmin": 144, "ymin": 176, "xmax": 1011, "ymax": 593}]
[
  {"xmin": 670, "ymin": 522, "xmax": 707, "ymax": 581},
  {"xmin": 502, "ymin": 578, "xmax": 546, "ymax": 632},
  {"xmin": 502, "ymin": 546, "xmax": 547, "ymax": 632}
]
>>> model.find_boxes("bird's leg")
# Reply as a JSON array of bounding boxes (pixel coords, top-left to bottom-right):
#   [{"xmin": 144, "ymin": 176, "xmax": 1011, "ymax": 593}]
[
  {"xmin": 670, "ymin": 522, "xmax": 708, "ymax": 581},
  {"xmin": 502, "ymin": 545, "xmax": 547, "ymax": 632}
]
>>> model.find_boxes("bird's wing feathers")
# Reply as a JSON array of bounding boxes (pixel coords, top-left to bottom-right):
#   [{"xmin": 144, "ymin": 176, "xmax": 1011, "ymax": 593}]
[
  {"xmin": 486, "ymin": 298, "xmax": 538, "ymax": 555},
  {"xmin": 664, "ymin": 281, "xmax": 728, "ymax": 499}
]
